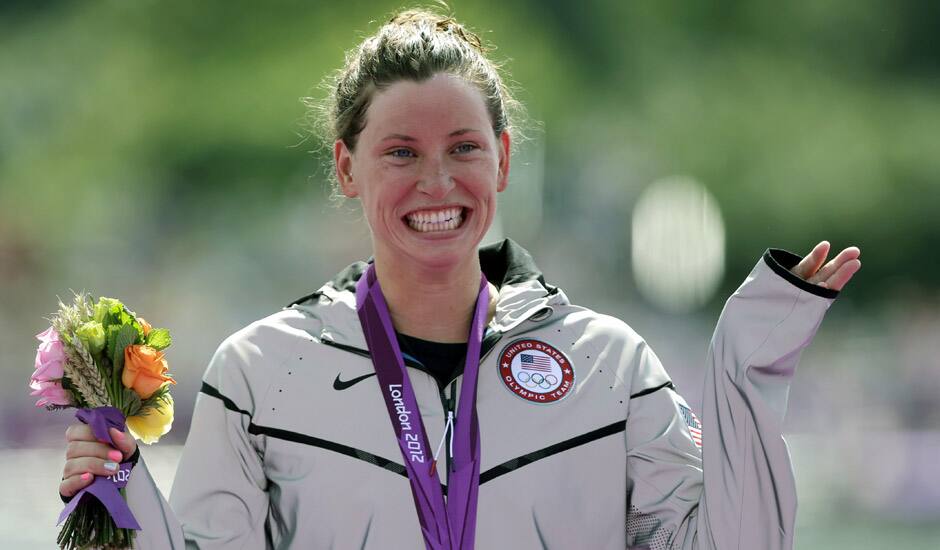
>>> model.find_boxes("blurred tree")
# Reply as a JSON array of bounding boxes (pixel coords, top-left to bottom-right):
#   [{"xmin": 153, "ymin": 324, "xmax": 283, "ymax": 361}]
[{"xmin": 0, "ymin": 0, "xmax": 936, "ymax": 308}]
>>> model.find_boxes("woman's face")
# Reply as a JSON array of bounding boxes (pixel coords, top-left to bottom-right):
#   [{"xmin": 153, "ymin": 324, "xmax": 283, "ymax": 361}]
[{"xmin": 334, "ymin": 73, "xmax": 510, "ymax": 272}]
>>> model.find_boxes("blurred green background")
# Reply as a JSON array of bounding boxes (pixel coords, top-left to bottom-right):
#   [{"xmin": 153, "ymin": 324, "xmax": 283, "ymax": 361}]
[{"xmin": 2, "ymin": 1, "xmax": 938, "ymax": 548}]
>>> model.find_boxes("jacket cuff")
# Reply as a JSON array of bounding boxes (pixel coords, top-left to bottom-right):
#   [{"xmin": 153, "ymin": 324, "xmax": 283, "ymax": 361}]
[
  {"xmin": 59, "ymin": 446, "xmax": 140, "ymax": 504},
  {"xmin": 762, "ymin": 248, "xmax": 840, "ymax": 299}
]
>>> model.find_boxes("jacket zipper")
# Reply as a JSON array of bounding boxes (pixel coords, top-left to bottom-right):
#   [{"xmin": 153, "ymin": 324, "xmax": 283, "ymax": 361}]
[
  {"xmin": 443, "ymin": 379, "xmax": 458, "ymax": 483},
  {"xmin": 438, "ymin": 328, "xmax": 502, "ymax": 491},
  {"xmin": 322, "ymin": 327, "xmax": 508, "ymax": 493}
]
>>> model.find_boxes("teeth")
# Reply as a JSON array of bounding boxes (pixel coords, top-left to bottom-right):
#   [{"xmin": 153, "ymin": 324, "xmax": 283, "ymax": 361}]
[{"xmin": 405, "ymin": 207, "xmax": 464, "ymax": 232}]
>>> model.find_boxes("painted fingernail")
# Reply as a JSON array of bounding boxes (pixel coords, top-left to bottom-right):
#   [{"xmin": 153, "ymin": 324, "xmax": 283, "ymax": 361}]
[
  {"xmin": 81, "ymin": 472, "xmax": 91, "ymax": 481},
  {"xmin": 108, "ymin": 450, "xmax": 123, "ymax": 462},
  {"xmin": 104, "ymin": 461, "xmax": 118, "ymax": 472},
  {"xmin": 111, "ymin": 429, "xmax": 124, "ymax": 441}
]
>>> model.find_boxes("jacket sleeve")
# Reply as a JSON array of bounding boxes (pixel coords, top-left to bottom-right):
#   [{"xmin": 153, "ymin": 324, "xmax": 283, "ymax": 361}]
[
  {"xmin": 125, "ymin": 334, "xmax": 272, "ymax": 549},
  {"xmin": 624, "ymin": 249, "xmax": 840, "ymax": 550}
]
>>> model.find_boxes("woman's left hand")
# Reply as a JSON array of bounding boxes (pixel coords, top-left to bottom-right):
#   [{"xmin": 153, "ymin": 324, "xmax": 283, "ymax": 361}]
[{"xmin": 790, "ymin": 241, "xmax": 861, "ymax": 291}]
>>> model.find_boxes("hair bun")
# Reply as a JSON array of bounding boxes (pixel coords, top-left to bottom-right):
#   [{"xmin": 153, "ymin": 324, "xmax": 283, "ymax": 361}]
[{"xmin": 387, "ymin": 9, "xmax": 486, "ymax": 53}]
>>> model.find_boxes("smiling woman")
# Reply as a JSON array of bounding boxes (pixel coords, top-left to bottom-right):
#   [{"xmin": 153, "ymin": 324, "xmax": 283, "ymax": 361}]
[
  {"xmin": 56, "ymin": 6, "xmax": 860, "ymax": 550},
  {"xmin": 334, "ymin": 74, "xmax": 510, "ymax": 295}
]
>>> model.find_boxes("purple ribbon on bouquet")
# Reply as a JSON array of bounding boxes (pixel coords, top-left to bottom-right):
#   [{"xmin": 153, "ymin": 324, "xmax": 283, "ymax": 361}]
[{"xmin": 57, "ymin": 406, "xmax": 141, "ymax": 530}]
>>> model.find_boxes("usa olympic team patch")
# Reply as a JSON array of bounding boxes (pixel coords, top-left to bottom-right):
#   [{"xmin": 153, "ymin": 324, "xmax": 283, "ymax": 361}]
[{"xmin": 498, "ymin": 339, "xmax": 575, "ymax": 404}]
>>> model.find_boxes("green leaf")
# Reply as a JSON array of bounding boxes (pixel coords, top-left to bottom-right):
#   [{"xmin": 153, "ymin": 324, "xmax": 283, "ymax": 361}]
[
  {"xmin": 146, "ymin": 328, "xmax": 172, "ymax": 350},
  {"xmin": 111, "ymin": 324, "xmax": 138, "ymax": 377},
  {"xmin": 61, "ymin": 375, "xmax": 86, "ymax": 408},
  {"xmin": 94, "ymin": 297, "xmax": 123, "ymax": 328},
  {"xmin": 117, "ymin": 306, "xmax": 144, "ymax": 344},
  {"xmin": 105, "ymin": 325, "xmax": 122, "ymax": 361},
  {"xmin": 141, "ymin": 384, "xmax": 171, "ymax": 411},
  {"xmin": 108, "ymin": 302, "xmax": 124, "ymax": 325},
  {"xmin": 122, "ymin": 388, "xmax": 143, "ymax": 418}
]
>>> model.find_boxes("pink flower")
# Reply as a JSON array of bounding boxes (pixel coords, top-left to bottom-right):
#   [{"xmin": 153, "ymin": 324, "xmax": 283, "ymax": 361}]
[
  {"xmin": 30, "ymin": 378, "xmax": 71, "ymax": 407},
  {"xmin": 29, "ymin": 327, "xmax": 71, "ymax": 407},
  {"xmin": 33, "ymin": 327, "xmax": 66, "ymax": 381}
]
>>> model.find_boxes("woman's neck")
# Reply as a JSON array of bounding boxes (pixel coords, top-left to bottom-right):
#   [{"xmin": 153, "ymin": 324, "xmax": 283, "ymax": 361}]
[{"xmin": 372, "ymin": 252, "xmax": 495, "ymax": 343}]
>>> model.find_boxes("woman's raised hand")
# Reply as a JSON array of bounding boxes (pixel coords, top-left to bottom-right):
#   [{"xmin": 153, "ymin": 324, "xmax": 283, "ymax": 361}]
[
  {"xmin": 790, "ymin": 241, "xmax": 861, "ymax": 291},
  {"xmin": 59, "ymin": 423, "xmax": 138, "ymax": 499}
]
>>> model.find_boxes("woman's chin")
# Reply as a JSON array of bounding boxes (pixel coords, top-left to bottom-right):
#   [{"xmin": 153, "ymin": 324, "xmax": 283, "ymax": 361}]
[
  {"xmin": 394, "ymin": 227, "xmax": 485, "ymax": 272},
  {"xmin": 402, "ymin": 241, "xmax": 477, "ymax": 271}
]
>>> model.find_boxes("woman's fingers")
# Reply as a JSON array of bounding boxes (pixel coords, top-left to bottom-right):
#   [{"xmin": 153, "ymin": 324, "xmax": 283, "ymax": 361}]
[
  {"xmin": 59, "ymin": 472, "xmax": 94, "ymax": 499},
  {"xmin": 66, "ymin": 440, "xmax": 124, "ymax": 462},
  {"xmin": 109, "ymin": 427, "xmax": 137, "ymax": 461},
  {"xmin": 820, "ymin": 258, "xmax": 861, "ymax": 291},
  {"xmin": 66, "ymin": 424, "xmax": 137, "ymax": 460},
  {"xmin": 63, "ymin": 455, "xmax": 124, "ymax": 479},
  {"xmin": 808, "ymin": 246, "xmax": 861, "ymax": 285},
  {"xmin": 791, "ymin": 241, "xmax": 830, "ymax": 280},
  {"xmin": 61, "ymin": 422, "xmax": 137, "ymax": 500},
  {"xmin": 65, "ymin": 423, "xmax": 98, "ymax": 443},
  {"xmin": 791, "ymin": 242, "xmax": 862, "ymax": 291}
]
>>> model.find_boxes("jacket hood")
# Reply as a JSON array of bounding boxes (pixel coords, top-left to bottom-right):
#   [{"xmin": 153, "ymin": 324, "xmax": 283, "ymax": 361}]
[{"xmin": 286, "ymin": 239, "xmax": 569, "ymax": 350}]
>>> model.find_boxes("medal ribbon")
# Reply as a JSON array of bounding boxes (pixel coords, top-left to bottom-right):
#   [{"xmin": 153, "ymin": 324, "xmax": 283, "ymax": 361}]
[{"xmin": 356, "ymin": 264, "xmax": 487, "ymax": 550}]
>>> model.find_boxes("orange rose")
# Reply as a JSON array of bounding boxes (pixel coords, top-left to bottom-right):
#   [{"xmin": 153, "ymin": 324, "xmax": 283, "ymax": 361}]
[
  {"xmin": 122, "ymin": 345, "xmax": 175, "ymax": 398},
  {"xmin": 138, "ymin": 317, "xmax": 152, "ymax": 337}
]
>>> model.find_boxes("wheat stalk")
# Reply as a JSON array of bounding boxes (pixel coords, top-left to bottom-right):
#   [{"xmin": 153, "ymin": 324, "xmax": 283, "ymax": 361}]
[
  {"xmin": 60, "ymin": 345, "xmax": 99, "ymax": 407},
  {"xmin": 71, "ymin": 338, "xmax": 111, "ymax": 406},
  {"xmin": 59, "ymin": 339, "xmax": 108, "ymax": 408},
  {"xmin": 49, "ymin": 291, "xmax": 112, "ymax": 408}
]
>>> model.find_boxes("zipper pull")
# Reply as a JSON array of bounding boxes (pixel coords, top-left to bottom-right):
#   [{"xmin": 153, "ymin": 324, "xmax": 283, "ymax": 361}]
[
  {"xmin": 448, "ymin": 409, "xmax": 454, "ymax": 461},
  {"xmin": 429, "ymin": 410, "xmax": 454, "ymax": 476}
]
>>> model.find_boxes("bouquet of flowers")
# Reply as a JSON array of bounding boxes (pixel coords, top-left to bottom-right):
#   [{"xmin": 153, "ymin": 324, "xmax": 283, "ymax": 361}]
[{"xmin": 30, "ymin": 291, "xmax": 175, "ymax": 549}]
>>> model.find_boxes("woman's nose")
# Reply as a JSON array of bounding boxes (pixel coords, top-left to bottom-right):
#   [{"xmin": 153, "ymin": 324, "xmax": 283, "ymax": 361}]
[{"xmin": 416, "ymin": 159, "xmax": 455, "ymax": 199}]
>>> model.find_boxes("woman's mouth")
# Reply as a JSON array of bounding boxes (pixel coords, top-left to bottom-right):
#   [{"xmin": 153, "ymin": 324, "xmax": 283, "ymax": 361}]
[{"xmin": 404, "ymin": 207, "xmax": 466, "ymax": 233}]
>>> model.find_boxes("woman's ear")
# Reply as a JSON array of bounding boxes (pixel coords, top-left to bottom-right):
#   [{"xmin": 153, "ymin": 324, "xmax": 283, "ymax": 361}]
[
  {"xmin": 334, "ymin": 140, "xmax": 358, "ymax": 198},
  {"xmin": 497, "ymin": 131, "xmax": 511, "ymax": 192}
]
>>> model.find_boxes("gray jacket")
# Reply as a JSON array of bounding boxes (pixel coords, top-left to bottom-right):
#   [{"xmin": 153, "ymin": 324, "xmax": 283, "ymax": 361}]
[{"xmin": 124, "ymin": 239, "xmax": 839, "ymax": 549}]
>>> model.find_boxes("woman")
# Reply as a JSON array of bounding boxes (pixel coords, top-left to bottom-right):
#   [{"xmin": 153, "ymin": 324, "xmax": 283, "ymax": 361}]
[{"xmin": 59, "ymin": 9, "xmax": 861, "ymax": 549}]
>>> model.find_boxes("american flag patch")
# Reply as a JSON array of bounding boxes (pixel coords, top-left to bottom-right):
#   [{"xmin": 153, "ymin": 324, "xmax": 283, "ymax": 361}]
[
  {"xmin": 678, "ymin": 404, "xmax": 702, "ymax": 449},
  {"xmin": 520, "ymin": 353, "xmax": 553, "ymax": 372}
]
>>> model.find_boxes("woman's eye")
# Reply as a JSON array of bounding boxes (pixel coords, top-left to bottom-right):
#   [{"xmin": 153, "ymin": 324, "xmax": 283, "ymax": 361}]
[
  {"xmin": 453, "ymin": 143, "xmax": 479, "ymax": 154},
  {"xmin": 388, "ymin": 148, "xmax": 415, "ymax": 158}
]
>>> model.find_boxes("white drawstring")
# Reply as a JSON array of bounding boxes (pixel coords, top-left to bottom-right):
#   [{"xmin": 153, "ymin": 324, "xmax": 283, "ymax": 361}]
[
  {"xmin": 448, "ymin": 410, "xmax": 454, "ymax": 460},
  {"xmin": 430, "ymin": 410, "xmax": 454, "ymax": 475}
]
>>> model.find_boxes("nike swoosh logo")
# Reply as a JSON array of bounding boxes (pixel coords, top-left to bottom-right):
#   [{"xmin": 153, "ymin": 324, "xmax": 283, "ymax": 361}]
[{"xmin": 333, "ymin": 372, "xmax": 377, "ymax": 391}]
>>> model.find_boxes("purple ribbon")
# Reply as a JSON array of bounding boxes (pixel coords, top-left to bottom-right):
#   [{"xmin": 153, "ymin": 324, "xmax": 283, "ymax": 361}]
[
  {"xmin": 356, "ymin": 265, "xmax": 487, "ymax": 550},
  {"xmin": 57, "ymin": 406, "xmax": 141, "ymax": 530}
]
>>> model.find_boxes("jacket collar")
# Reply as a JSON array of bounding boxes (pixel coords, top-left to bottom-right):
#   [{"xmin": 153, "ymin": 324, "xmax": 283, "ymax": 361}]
[{"xmin": 287, "ymin": 239, "xmax": 568, "ymax": 349}]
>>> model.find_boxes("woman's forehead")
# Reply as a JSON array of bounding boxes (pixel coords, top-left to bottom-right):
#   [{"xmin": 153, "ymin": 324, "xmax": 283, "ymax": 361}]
[{"xmin": 363, "ymin": 74, "xmax": 491, "ymax": 138}]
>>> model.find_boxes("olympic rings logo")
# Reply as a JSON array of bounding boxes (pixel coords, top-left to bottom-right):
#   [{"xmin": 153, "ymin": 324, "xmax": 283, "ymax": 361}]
[
  {"xmin": 516, "ymin": 371, "xmax": 559, "ymax": 390},
  {"xmin": 498, "ymin": 339, "xmax": 576, "ymax": 404}
]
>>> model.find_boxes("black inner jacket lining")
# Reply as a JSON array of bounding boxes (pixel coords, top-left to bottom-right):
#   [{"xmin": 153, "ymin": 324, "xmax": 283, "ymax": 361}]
[
  {"xmin": 763, "ymin": 248, "xmax": 840, "ymax": 299},
  {"xmin": 201, "ymin": 382, "xmax": 626, "ymax": 486},
  {"xmin": 287, "ymin": 238, "xmax": 553, "ymax": 307},
  {"xmin": 318, "ymin": 329, "xmax": 504, "ymax": 384}
]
